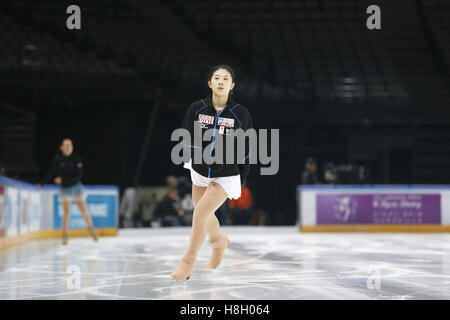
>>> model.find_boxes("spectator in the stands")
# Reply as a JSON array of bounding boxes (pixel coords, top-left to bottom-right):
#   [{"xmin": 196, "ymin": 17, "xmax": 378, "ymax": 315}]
[
  {"xmin": 228, "ymin": 186, "xmax": 253, "ymax": 225},
  {"xmin": 301, "ymin": 157, "xmax": 318, "ymax": 185},
  {"xmin": 153, "ymin": 186, "xmax": 184, "ymax": 227},
  {"xmin": 166, "ymin": 174, "xmax": 191, "ymax": 199}
]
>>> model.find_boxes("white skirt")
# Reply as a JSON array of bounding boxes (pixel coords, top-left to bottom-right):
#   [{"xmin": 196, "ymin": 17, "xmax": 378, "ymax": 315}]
[{"xmin": 183, "ymin": 160, "xmax": 242, "ymax": 200}]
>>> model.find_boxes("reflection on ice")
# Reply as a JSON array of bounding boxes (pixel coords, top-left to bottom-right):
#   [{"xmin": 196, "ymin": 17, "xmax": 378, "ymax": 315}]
[{"xmin": 1, "ymin": 227, "xmax": 450, "ymax": 299}]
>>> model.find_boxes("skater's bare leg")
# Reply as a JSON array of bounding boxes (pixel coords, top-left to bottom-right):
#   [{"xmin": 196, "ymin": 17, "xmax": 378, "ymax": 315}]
[
  {"xmin": 207, "ymin": 214, "xmax": 222, "ymax": 243},
  {"xmin": 61, "ymin": 200, "xmax": 71, "ymax": 244},
  {"xmin": 192, "ymin": 184, "xmax": 222, "ymax": 243},
  {"xmin": 74, "ymin": 199, "xmax": 98, "ymax": 241},
  {"xmin": 171, "ymin": 182, "xmax": 227, "ymax": 280},
  {"xmin": 192, "ymin": 184, "xmax": 229, "ymax": 268},
  {"xmin": 188, "ymin": 182, "xmax": 227, "ymax": 253},
  {"xmin": 74, "ymin": 199, "xmax": 94, "ymax": 228}
]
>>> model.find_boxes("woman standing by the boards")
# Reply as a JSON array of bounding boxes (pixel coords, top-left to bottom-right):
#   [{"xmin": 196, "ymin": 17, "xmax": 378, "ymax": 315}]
[{"xmin": 39, "ymin": 138, "xmax": 98, "ymax": 245}]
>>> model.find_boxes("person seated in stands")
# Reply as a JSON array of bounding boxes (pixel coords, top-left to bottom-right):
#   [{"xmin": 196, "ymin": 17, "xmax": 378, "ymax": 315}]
[
  {"xmin": 166, "ymin": 174, "xmax": 191, "ymax": 199},
  {"xmin": 301, "ymin": 157, "xmax": 319, "ymax": 185},
  {"xmin": 228, "ymin": 186, "xmax": 253, "ymax": 225},
  {"xmin": 153, "ymin": 187, "xmax": 184, "ymax": 227}
]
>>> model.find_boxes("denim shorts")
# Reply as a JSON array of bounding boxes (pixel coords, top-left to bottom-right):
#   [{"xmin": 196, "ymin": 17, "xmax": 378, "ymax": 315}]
[{"xmin": 58, "ymin": 182, "xmax": 86, "ymax": 201}]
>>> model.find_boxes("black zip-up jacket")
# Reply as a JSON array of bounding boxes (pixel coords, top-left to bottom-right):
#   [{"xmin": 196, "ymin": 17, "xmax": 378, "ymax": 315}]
[
  {"xmin": 41, "ymin": 153, "xmax": 83, "ymax": 187},
  {"xmin": 180, "ymin": 96, "xmax": 253, "ymax": 185}
]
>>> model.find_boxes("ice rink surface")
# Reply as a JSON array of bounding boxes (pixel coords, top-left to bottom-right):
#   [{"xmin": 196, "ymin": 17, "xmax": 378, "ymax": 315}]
[{"xmin": 1, "ymin": 226, "xmax": 450, "ymax": 300}]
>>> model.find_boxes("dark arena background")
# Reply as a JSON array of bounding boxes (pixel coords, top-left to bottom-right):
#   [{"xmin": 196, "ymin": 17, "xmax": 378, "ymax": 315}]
[{"xmin": 0, "ymin": 0, "xmax": 450, "ymax": 303}]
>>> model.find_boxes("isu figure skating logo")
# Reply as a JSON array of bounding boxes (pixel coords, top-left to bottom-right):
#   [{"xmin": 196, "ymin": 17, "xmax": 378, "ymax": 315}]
[{"xmin": 333, "ymin": 196, "xmax": 358, "ymax": 223}]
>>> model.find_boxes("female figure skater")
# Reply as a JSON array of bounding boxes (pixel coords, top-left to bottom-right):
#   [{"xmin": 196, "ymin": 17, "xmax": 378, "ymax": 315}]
[
  {"xmin": 171, "ymin": 65, "xmax": 253, "ymax": 281},
  {"xmin": 39, "ymin": 138, "xmax": 98, "ymax": 245}
]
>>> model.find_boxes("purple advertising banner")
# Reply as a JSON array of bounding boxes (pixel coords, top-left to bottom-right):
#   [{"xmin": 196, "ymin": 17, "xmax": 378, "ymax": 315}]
[{"xmin": 316, "ymin": 193, "xmax": 441, "ymax": 224}]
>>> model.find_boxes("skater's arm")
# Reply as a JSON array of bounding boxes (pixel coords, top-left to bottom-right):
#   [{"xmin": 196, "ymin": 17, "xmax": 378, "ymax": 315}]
[
  {"xmin": 41, "ymin": 158, "xmax": 59, "ymax": 185},
  {"xmin": 180, "ymin": 102, "xmax": 196, "ymax": 163},
  {"xmin": 238, "ymin": 109, "xmax": 253, "ymax": 187}
]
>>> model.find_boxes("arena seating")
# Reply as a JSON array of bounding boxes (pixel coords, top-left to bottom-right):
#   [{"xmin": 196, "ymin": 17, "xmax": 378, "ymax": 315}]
[{"xmin": 167, "ymin": 0, "xmax": 411, "ymax": 104}]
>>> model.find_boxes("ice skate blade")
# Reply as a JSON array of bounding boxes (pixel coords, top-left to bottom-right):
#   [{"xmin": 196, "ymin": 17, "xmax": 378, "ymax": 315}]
[{"xmin": 170, "ymin": 274, "xmax": 191, "ymax": 286}]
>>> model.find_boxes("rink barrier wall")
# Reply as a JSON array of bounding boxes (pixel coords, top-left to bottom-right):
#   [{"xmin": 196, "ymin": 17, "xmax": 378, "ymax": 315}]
[
  {"xmin": 297, "ymin": 185, "xmax": 450, "ymax": 232},
  {"xmin": 0, "ymin": 228, "xmax": 118, "ymax": 249},
  {"xmin": 0, "ymin": 176, "xmax": 119, "ymax": 249}
]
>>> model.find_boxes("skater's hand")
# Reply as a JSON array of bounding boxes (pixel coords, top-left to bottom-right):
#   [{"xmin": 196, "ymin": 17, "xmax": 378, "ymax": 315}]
[
  {"xmin": 178, "ymin": 209, "xmax": 184, "ymax": 217},
  {"xmin": 54, "ymin": 177, "xmax": 62, "ymax": 185}
]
